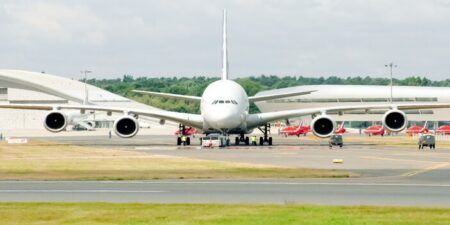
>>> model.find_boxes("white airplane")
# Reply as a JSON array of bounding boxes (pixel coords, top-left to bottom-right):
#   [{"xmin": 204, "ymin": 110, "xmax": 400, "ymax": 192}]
[{"xmin": 1, "ymin": 10, "xmax": 450, "ymax": 146}]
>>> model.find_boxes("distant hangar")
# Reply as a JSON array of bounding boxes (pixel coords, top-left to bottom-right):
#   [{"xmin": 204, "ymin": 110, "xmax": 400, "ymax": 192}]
[
  {"xmin": 255, "ymin": 85, "xmax": 450, "ymax": 127},
  {"xmin": 0, "ymin": 70, "xmax": 157, "ymax": 130}
]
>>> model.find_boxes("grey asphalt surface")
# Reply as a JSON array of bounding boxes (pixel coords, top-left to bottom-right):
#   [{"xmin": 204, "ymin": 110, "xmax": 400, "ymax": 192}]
[
  {"xmin": 0, "ymin": 179, "xmax": 449, "ymax": 206},
  {"xmin": 3, "ymin": 134, "xmax": 450, "ymax": 206}
]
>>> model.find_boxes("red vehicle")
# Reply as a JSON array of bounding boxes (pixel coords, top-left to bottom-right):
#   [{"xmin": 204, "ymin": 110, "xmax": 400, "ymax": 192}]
[
  {"xmin": 436, "ymin": 125, "xmax": 450, "ymax": 135},
  {"xmin": 175, "ymin": 126, "xmax": 198, "ymax": 136},
  {"xmin": 364, "ymin": 125, "xmax": 386, "ymax": 136},
  {"xmin": 280, "ymin": 122, "xmax": 310, "ymax": 137},
  {"xmin": 406, "ymin": 122, "xmax": 429, "ymax": 136},
  {"xmin": 334, "ymin": 122, "xmax": 346, "ymax": 134}
]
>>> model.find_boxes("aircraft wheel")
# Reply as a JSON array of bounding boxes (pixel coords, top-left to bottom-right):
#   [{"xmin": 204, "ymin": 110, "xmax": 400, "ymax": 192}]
[
  {"xmin": 259, "ymin": 137, "xmax": 264, "ymax": 145},
  {"xmin": 235, "ymin": 137, "xmax": 239, "ymax": 145},
  {"xmin": 226, "ymin": 139, "xmax": 230, "ymax": 146},
  {"xmin": 177, "ymin": 137, "xmax": 181, "ymax": 145},
  {"xmin": 245, "ymin": 137, "xmax": 249, "ymax": 145},
  {"xmin": 268, "ymin": 137, "xmax": 273, "ymax": 146},
  {"xmin": 186, "ymin": 137, "xmax": 191, "ymax": 146}
]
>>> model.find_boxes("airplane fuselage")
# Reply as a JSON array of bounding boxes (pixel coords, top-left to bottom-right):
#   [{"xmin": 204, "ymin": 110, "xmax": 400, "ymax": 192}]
[{"xmin": 200, "ymin": 80, "xmax": 249, "ymax": 133}]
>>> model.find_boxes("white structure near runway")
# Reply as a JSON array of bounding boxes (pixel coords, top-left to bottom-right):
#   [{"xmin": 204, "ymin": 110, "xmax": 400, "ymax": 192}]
[
  {"xmin": 0, "ymin": 70, "xmax": 159, "ymax": 130},
  {"xmin": 255, "ymin": 85, "xmax": 450, "ymax": 127}
]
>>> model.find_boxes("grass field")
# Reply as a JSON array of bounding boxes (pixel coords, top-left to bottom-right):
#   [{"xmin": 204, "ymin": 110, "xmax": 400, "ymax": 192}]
[
  {"xmin": 0, "ymin": 140, "xmax": 351, "ymax": 180},
  {"xmin": 0, "ymin": 203, "xmax": 449, "ymax": 225}
]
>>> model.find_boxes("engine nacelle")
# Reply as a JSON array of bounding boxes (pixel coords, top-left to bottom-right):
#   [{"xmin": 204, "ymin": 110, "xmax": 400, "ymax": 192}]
[
  {"xmin": 44, "ymin": 111, "xmax": 68, "ymax": 132},
  {"xmin": 311, "ymin": 115, "xmax": 336, "ymax": 138},
  {"xmin": 382, "ymin": 109, "xmax": 407, "ymax": 132},
  {"xmin": 113, "ymin": 116, "xmax": 139, "ymax": 138}
]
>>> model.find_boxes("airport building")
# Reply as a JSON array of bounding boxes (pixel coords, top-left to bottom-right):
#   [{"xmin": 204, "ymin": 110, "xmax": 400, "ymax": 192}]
[
  {"xmin": 255, "ymin": 85, "xmax": 450, "ymax": 128},
  {"xmin": 0, "ymin": 70, "xmax": 161, "ymax": 130}
]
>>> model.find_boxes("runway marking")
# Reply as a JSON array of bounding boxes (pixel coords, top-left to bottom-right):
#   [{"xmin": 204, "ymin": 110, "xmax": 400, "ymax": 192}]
[
  {"xmin": 8, "ymin": 180, "xmax": 449, "ymax": 187},
  {"xmin": 0, "ymin": 190, "xmax": 168, "ymax": 193},
  {"xmin": 401, "ymin": 162, "xmax": 450, "ymax": 177},
  {"xmin": 361, "ymin": 156, "xmax": 442, "ymax": 164}
]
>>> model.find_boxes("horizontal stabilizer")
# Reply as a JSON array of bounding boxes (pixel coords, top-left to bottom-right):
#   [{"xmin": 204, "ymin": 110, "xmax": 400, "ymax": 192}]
[
  {"xmin": 132, "ymin": 90, "xmax": 201, "ymax": 102},
  {"xmin": 249, "ymin": 90, "xmax": 316, "ymax": 103}
]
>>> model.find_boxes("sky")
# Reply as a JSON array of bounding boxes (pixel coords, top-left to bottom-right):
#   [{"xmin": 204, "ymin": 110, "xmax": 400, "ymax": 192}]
[{"xmin": 1, "ymin": 0, "xmax": 450, "ymax": 79}]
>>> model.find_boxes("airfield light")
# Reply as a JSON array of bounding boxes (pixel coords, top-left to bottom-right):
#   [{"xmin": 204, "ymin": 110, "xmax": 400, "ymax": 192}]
[{"xmin": 385, "ymin": 63, "xmax": 397, "ymax": 103}]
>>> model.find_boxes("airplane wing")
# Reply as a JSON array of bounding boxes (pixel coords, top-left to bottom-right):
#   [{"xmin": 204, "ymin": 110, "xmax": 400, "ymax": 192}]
[
  {"xmin": 247, "ymin": 103, "xmax": 450, "ymax": 128},
  {"xmin": 0, "ymin": 104, "xmax": 204, "ymax": 128},
  {"xmin": 249, "ymin": 90, "xmax": 316, "ymax": 103},
  {"xmin": 132, "ymin": 90, "xmax": 201, "ymax": 102}
]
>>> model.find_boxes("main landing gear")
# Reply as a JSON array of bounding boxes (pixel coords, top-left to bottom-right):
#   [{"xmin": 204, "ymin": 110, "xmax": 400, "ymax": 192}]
[
  {"xmin": 177, "ymin": 124, "xmax": 191, "ymax": 146},
  {"xmin": 235, "ymin": 133, "xmax": 250, "ymax": 145},
  {"xmin": 257, "ymin": 123, "xmax": 273, "ymax": 146},
  {"xmin": 233, "ymin": 124, "xmax": 273, "ymax": 146}
]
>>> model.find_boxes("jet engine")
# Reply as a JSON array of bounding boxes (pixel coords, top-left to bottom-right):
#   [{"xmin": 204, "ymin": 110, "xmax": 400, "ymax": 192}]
[
  {"xmin": 113, "ymin": 116, "xmax": 139, "ymax": 138},
  {"xmin": 311, "ymin": 115, "xmax": 336, "ymax": 138},
  {"xmin": 382, "ymin": 109, "xmax": 407, "ymax": 132},
  {"xmin": 44, "ymin": 111, "xmax": 68, "ymax": 132}
]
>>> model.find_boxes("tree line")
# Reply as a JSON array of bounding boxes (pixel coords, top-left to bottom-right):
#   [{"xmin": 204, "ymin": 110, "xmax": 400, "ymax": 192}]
[{"xmin": 87, "ymin": 75, "xmax": 450, "ymax": 113}]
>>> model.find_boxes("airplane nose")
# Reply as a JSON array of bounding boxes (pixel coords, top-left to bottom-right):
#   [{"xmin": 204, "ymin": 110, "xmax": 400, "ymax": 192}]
[{"xmin": 206, "ymin": 108, "xmax": 242, "ymax": 129}]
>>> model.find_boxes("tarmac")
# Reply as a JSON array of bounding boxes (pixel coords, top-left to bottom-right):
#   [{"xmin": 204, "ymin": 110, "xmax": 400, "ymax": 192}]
[
  {"xmin": 2, "ymin": 132, "xmax": 450, "ymax": 206},
  {"xmin": 0, "ymin": 179, "xmax": 449, "ymax": 206}
]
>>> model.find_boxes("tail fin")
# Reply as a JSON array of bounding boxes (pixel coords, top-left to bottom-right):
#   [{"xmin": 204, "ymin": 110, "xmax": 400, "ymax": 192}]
[
  {"xmin": 295, "ymin": 121, "xmax": 304, "ymax": 132},
  {"xmin": 221, "ymin": 9, "xmax": 228, "ymax": 80}
]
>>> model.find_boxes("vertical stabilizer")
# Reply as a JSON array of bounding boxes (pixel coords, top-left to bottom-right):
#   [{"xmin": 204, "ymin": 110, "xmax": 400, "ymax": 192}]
[{"xmin": 221, "ymin": 9, "xmax": 229, "ymax": 80}]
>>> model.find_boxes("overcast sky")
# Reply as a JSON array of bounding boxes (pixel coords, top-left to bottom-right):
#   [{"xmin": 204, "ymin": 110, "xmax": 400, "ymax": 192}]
[{"xmin": 1, "ymin": 0, "xmax": 450, "ymax": 79}]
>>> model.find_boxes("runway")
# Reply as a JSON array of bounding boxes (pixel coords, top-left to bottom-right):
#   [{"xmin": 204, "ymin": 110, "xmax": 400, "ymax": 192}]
[
  {"xmin": 1, "ymin": 179, "xmax": 449, "ymax": 206},
  {"xmin": 5, "ymin": 134, "xmax": 449, "ymax": 206}
]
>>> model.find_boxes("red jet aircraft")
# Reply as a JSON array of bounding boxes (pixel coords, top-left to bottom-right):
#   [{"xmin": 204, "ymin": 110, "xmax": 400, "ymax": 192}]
[
  {"xmin": 436, "ymin": 125, "xmax": 450, "ymax": 135},
  {"xmin": 334, "ymin": 122, "xmax": 346, "ymax": 134},
  {"xmin": 406, "ymin": 121, "xmax": 429, "ymax": 136},
  {"xmin": 175, "ymin": 126, "xmax": 198, "ymax": 136},
  {"xmin": 364, "ymin": 125, "xmax": 386, "ymax": 136},
  {"xmin": 280, "ymin": 122, "xmax": 310, "ymax": 137}
]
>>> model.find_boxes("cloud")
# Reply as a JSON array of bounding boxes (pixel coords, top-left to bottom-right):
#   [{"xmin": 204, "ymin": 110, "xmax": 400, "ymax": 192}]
[
  {"xmin": 0, "ymin": 0, "xmax": 449, "ymax": 79},
  {"xmin": 2, "ymin": 1, "xmax": 106, "ymax": 45}
]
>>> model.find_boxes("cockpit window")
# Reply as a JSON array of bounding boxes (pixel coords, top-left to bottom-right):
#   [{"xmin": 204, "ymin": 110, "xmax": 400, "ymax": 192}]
[{"xmin": 213, "ymin": 100, "xmax": 238, "ymax": 104}]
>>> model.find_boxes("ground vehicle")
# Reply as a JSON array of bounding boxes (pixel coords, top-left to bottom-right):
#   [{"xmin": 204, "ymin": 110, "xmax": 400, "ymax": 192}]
[
  {"xmin": 329, "ymin": 134, "xmax": 343, "ymax": 149},
  {"xmin": 418, "ymin": 134, "xmax": 436, "ymax": 149},
  {"xmin": 201, "ymin": 134, "xmax": 227, "ymax": 147}
]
